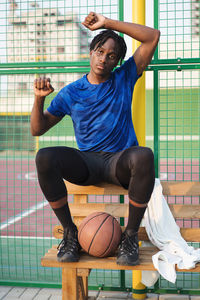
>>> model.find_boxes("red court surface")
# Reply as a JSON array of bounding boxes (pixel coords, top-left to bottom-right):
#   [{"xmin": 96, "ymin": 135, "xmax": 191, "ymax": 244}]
[{"xmin": 0, "ymin": 158, "xmax": 199, "ymax": 238}]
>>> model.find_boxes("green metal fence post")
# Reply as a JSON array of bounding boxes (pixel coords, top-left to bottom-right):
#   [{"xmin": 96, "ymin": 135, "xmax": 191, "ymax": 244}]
[{"xmin": 153, "ymin": 69, "xmax": 159, "ymax": 178}]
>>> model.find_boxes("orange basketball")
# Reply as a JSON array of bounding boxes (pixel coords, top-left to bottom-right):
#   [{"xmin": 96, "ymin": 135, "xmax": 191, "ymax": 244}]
[{"xmin": 78, "ymin": 212, "xmax": 122, "ymax": 257}]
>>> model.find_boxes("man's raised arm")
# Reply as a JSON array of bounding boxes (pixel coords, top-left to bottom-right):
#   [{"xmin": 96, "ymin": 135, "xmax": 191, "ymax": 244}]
[
  {"xmin": 31, "ymin": 78, "xmax": 61, "ymax": 136},
  {"xmin": 82, "ymin": 12, "xmax": 160, "ymax": 75}
]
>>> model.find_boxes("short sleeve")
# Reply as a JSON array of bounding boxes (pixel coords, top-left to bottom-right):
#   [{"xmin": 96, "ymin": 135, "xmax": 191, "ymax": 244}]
[
  {"xmin": 47, "ymin": 87, "xmax": 71, "ymax": 117},
  {"xmin": 114, "ymin": 56, "xmax": 141, "ymax": 88}
]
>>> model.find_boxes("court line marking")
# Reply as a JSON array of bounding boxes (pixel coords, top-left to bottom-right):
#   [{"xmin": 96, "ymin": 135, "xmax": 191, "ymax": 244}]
[
  {"xmin": 39, "ymin": 136, "xmax": 76, "ymax": 141},
  {"xmin": 0, "ymin": 200, "xmax": 48, "ymax": 230},
  {"xmin": 147, "ymin": 135, "xmax": 199, "ymax": 141},
  {"xmin": 1, "ymin": 236, "xmax": 56, "ymax": 240},
  {"xmin": 39, "ymin": 135, "xmax": 199, "ymax": 142}
]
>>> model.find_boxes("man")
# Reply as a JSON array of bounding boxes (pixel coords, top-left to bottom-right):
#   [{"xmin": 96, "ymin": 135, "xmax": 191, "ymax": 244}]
[{"xmin": 31, "ymin": 12, "xmax": 160, "ymax": 265}]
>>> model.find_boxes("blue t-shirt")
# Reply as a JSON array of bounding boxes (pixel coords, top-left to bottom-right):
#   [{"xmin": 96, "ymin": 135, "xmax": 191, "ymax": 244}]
[{"xmin": 47, "ymin": 56, "xmax": 140, "ymax": 152}]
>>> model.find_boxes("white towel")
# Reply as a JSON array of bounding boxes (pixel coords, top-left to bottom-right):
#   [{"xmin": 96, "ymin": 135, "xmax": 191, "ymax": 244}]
[{"xmin": 142, "ymin": 178, "xmax": 200, "ymax": 285}]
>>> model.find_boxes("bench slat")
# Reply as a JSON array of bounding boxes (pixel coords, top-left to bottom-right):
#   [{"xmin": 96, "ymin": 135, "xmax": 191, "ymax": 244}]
[
  {"xmin": 169, "ymin": 204, "xmax": 200, "ymax": 219},
  {"xmin": 161, "ymin": 181, "xmax": 200, "ymax": 197},
  {"xmin": 65, "ymin": 181, "xmax": 200, "ymax": 196},
  {"xmin": 67, "ymin": 203, "xmax": 200, "ymax": 219},
  {"xmin": 41, "ymin": 246, "xmax": 200, "ymax": 272},
  {"xmin": 53, "ymin": 225, "xmax": 200, "ymax": 242},
  {"xmin": 65, "ymin": 181, "xmax": 127, "ymax": 195},
  {"xmin": 41, "ymin": 246, "xmax": 159, "ymax": 271}
]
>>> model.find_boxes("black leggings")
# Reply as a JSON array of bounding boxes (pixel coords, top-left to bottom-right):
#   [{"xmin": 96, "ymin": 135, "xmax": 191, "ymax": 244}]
[{"xmin": 35, "ymin": 146, "xmax": 155, "ymax": 205}]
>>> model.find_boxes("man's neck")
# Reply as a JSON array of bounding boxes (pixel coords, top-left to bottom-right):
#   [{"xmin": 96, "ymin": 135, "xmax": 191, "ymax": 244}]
[{"xmin": 87, "ymin": 72, "xmax": 110, "ymax": 85}]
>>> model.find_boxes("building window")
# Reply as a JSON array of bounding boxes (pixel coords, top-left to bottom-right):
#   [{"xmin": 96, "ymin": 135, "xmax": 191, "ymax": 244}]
[
  {"xmin": 57, "ymin": 20, "xmax": 71, "ymax": 26},
  {"xmin": 57, "ymin": 20, "xmax": 64, "ymax": 26},
  {"xmin": 57, "ymin": 47, "xmax": 65, "ymax": 53},
  {"xmin": 18, "ymin": 82, "xmax": 27, "ymax": 90}
]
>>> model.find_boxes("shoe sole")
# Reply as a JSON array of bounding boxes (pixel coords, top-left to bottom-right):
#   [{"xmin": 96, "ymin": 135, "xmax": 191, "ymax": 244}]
[
  {"xmin": 116, "ymin": 258, "xmax": 140, "ymax": 266},
  {"xmin": 57, "ymin": 255, "xmax": 79, "ymax": 262}
]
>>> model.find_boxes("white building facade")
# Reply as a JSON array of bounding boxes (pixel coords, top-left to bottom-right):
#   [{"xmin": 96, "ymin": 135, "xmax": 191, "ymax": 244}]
[{"xmin": 7, "ymin": 5, "xmax": 89, "ymax": 98}]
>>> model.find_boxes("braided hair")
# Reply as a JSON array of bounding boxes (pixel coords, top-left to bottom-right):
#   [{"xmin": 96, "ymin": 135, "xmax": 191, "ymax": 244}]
[{"xmin": 90, "ymin": 29, "xmax": 127, "ymax": 65}]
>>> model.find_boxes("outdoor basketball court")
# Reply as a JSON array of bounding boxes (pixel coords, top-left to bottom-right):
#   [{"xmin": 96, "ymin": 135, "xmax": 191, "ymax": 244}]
[{"xmin": 0, "ymin": 0, "xmax": 199, "ymax": 295}]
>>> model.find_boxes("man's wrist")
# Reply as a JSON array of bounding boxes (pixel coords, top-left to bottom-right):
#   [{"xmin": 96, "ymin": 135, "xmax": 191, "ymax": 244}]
[
  {"xmin": 104, "ymin": 18, "xmax": 120, "ymax": 31},
  {"xmin": 35, "ymin": 95, "xmax": 46, "ymax": 103},
  {"xmin": 104, "ymin": 17, "xmax": 112, "ymax": 29}
]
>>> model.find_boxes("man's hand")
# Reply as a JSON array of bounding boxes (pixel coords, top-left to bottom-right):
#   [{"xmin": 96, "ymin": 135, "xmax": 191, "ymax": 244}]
[
  {"xmin": 34, "ymin": 77, "xmax": 54, "ymax": 98},
  {"xmin": 31, "ymin": 77, "xmax": 60, "ymax": 136},
  {"xmin": 82, "ymin": 12, "xmax": 106, "ymax": 31}
]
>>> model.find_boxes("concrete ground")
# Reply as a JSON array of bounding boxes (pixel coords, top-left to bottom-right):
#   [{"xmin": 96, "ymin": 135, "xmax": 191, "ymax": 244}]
[{"xmin": 0, "ymin": 286, "xmax": 200, "ymax": 300}]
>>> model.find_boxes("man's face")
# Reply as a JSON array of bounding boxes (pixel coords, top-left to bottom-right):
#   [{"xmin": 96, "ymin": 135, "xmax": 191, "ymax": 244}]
[{"xmin": 90, "ymin": 38, "xmax": 119, "ymax": 80}]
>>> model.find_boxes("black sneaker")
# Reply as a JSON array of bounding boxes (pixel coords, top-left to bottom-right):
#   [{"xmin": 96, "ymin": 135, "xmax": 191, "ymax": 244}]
[
  {"xmin": 116, "ymin": 230, "xmax": 139, "ymax": 266},
  {"xmin": 57, "ymin": 225, "xmax": 81, "ymax": 262}
]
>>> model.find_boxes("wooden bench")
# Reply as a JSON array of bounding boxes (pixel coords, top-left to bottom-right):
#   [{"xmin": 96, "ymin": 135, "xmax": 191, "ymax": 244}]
[{"xmin": 41, "ymin": 180, "xmax": 200, "ymax": 300}]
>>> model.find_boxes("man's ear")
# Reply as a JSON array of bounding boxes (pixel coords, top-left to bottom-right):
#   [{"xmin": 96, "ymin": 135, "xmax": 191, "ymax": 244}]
[{"xmin": 114, "ymin": 59, "xmax": 120, "ymax": 68}]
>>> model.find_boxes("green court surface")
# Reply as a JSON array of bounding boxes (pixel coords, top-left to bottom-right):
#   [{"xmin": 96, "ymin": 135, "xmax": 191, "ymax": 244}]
[
  {"xmin": 0, "ymin": 88, "xmax": 199, "ymax": 159},
  {"xmin": 0, "ymin": 237, "xmax": 60, "ymax": 286},
  {"xmin": 1, "ymin": 237, "xmax": 200, "ymax": 293},
  {"xmin": 37, "ymin": 88, "xmax": 199, "ymax": 160},
  {"xmin": 0, "ymin": 236, "xmax": 129, "ymax": 289}
]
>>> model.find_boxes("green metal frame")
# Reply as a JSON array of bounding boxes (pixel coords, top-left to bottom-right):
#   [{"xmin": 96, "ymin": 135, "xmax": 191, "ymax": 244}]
[{"xmin": 0, "ymin": 63, "xmax": 200, "ymax": 75}]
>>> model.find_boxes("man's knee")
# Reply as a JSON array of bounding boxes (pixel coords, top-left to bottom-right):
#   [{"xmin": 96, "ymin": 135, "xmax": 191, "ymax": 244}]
[
  {"xmin": 125, "ymin": 147, "xmax": 155, "ymax": 203},
  {"xmin": 136, "ymin": 147, "xmax": 154, "ymax": 166},
  {"xmin": 123, "ymin": 146, "xmax": 154, "ymax": 172},
  {"xmin": 115, "ymin": 146, "xmax": 155, "ymax": 188},
  {"xmin": 35, "ymin": 147, "xmax": 55, "ymax": 173}
]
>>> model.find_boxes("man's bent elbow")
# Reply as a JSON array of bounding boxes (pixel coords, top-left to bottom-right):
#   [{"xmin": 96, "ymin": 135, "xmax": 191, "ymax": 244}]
[
  {"xmin": 150, "ymin": 29, "xmax": 160, "ymax": 54},
  {"xmin": 154, "ymin": 29, "xmax": 161, "ymax": 45},
  {"xmin": 30, "ymin": 126, "xmax": 44, "ymax": 137},
  {"xmin": 30, "ymin": 129, "xmax": 40, "ymax": 137}
]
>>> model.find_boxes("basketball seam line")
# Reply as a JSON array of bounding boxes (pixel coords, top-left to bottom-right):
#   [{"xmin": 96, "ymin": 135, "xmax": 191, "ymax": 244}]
[
  {"xmin": 100, "ymin": 217, "xmax": 115, "ymax": 257},
  {"xmin": 78, "ymin": 212, "xmax": 107, "ymax": 239},
  {"xmin": 87, "ymin": 214, "xmax": 110, "ymax": 255}
]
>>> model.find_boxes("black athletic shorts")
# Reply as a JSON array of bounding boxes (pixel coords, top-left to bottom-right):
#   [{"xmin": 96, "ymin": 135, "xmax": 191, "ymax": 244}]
[{"xmin": 76, "ymin": 150, "xmax": 124, "ymax": 187}]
